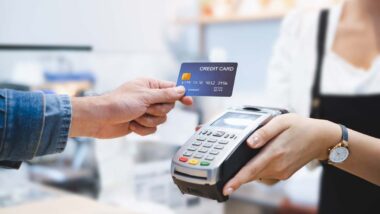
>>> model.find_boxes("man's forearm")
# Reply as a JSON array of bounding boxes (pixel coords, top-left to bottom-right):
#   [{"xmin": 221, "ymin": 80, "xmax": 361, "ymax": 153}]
[
  {"xmin": 0, "ymin": 89, "xmax": 71, "ymax": 167},
  {"xmin": 69, "ymin": 96, "xmax": 111, "ymax": 138}
]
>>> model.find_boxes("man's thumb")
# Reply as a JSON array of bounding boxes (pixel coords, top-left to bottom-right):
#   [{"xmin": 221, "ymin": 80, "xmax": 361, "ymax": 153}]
[{"xmin": 148, "ymin": 86, "xmax": 186, "ymax": 104}]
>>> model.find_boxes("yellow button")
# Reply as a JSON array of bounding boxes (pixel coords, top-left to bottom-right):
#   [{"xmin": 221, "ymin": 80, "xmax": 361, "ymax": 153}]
[
  {"xmin": 188, "ymin": 159, "xmax": 199, "ymax": 165},
  {"xmin": 181, "ymin": 72, "xmax": 192, "ymax": 81}
]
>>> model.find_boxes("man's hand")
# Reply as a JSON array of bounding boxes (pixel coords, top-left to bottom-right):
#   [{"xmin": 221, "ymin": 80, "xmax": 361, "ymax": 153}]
[{"xmin": 69, "ymin": 78, "xmax": 193, "ymax": 138}]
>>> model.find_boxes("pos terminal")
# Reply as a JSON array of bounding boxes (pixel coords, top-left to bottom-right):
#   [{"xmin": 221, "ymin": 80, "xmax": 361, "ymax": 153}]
[{"xmin": 171, "ymin": 106, "xmax": 288, "ymax": 202}]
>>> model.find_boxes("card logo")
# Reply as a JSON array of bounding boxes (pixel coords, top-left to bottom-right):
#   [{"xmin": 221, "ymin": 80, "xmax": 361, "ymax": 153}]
[{"xmin": 181, "ymin": 72, "xmax": 192, "ymax": 81}]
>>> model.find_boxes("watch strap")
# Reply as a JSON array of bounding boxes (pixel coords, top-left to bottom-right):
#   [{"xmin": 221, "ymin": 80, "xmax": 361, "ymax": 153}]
[{"xmin": 339, "ymin": 124, "xmax": 349, "ymax": 142}]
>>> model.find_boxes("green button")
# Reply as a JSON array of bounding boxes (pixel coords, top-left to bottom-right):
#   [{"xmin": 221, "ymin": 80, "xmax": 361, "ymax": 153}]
[{"xmin": 200, "ymin": 161, "xmax": 210, "ymax": 166}]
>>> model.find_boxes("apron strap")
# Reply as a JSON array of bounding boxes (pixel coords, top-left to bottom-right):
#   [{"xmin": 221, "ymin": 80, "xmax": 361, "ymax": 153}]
[{"xmin": 310, "ymin": 9, "xmax": 329, "ymax": 118}]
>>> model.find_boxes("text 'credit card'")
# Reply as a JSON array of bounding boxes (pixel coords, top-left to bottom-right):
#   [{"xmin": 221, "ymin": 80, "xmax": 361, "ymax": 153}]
[{"xmin": 176, "ymin": 62, "xmax": 238, "ymax": 97}]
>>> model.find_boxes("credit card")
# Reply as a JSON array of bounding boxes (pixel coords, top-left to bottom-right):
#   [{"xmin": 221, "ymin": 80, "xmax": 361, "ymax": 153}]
[{"xmin": 176, "ymin": 62, "xmax": 238, "ymax": 97}]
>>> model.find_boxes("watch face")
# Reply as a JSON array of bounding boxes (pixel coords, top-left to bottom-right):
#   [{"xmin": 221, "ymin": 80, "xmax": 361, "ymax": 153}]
[{"xmin": 329, "ymin": 147, "xmax": 349, "ymax": 163}]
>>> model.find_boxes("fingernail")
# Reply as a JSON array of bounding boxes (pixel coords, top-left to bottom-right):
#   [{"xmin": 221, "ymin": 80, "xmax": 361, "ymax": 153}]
[
  {"xmin": 225, "ymin": 187, "xmax": 234, "ymax": 196},
  {"xmin": 247, "ymin": 135, "xmax": 260, "ymax": 147},
  {"xmin": 175, "ymin": 86, "xmax": 185, "ymax": 94}
]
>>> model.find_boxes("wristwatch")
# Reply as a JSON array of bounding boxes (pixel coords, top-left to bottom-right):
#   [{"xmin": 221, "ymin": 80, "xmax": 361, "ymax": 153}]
[{"xmin": 328, "ymin": 124, "xmax": 350, "ymax": 164}]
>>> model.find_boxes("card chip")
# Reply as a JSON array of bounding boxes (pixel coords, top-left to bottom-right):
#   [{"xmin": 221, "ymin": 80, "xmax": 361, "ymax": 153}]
[{"xmin": 181, "ymin": 72, "xmax": 192, "ymax": 81}]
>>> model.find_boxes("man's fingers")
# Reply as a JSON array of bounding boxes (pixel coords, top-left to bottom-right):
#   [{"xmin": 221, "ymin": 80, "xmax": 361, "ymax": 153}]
[
  {"xmin": 180, "ymin": 96, "xmax": 193, "ymax": 106},
  {"xmin": 246, "ymin": 116, "xmax": 289, "ymax": 149},
  {"xmin": 134, "ymin": 115, "xmax": 167, "ymax": 128},
  {"xmin": 129, "ymin": 121, "xmax": 157, "ymax": 136},
  {"xmin": 143, "ymin": 78, "xmax": 176, "ymax": 89},
  {"xmin": 156, "ymin": 80, "xmax": 176, "ymax": 89},
  {"xmin": 147, "ymin": 79, "xmax": 193, "ymax": 105},
  {"xmin": 146, "ymin": 103, "xmax": 175, "ymax": 116},
  {"xmin": 223, "ymin": 151, "xmax": 273, "ymax": 196},
  {"xmin": 148, "ymin": 86, "xmax": 186, "ymax": 104},
  {"xmin": 95, "ymin": 123, "xmax": 132, "ymax": 139}
]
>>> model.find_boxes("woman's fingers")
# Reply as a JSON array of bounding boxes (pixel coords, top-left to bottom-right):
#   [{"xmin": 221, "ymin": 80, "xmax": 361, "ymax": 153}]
[
  {"xmin": 223, "ymin": 151, "xmax": 273, "ymax": 196},
  {"xmin": 129, "ymin": 121, "xmax": 157, "ymax": 136},
  {"xmin": 247, "ymin": 115, "xmax": 290, "ymax": 149},
  {"xmin": 257, "ymin": 178, "xmax": 280, "ymax": 185}
]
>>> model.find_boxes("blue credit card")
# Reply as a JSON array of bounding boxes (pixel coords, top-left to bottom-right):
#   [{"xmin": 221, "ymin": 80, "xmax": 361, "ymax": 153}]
[{"xmin": 176, "ymin": 62, "xmax": 238, "ymax": 97}]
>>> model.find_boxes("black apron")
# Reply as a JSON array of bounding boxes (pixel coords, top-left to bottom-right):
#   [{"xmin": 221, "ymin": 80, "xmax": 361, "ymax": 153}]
[{"xmin": 310, "ymin": 10, "xmax": 380, "ymax": 214}]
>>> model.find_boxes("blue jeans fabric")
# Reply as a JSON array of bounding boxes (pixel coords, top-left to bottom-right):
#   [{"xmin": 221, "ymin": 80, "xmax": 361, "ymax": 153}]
[{"xmin": 0, "ymin": 89, "xmax": 71, "ymax": 169}]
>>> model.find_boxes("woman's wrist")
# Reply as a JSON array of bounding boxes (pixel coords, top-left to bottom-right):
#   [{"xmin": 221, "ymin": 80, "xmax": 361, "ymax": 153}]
[{"xmin": 313, "ymin": 119, "xmax": 342, "ymax": 160}]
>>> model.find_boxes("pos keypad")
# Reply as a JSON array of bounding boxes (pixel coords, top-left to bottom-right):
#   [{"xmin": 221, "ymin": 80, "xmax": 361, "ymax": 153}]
[{"xmin": 179, "ymin": 130, "xmax": 238, "ymax": 166}]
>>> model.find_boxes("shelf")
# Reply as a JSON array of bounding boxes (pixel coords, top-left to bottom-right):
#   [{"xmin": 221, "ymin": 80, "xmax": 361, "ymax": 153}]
[
  {"xmin": 175, "ymin": 2, "xmax": 335, "ymax": 54},
  {"xmin": 175, "ymin": 9, "xmax": 289, "ymax": 25},
  {"xmin": 0, "ymin": 44, "xmax": 92, "ymax": 52}
]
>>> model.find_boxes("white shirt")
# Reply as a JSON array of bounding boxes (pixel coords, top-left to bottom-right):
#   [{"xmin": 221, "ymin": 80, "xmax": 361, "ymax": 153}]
[{"xmin": 266, "ymin": 3, "xmax": 380, "ymax": 116}]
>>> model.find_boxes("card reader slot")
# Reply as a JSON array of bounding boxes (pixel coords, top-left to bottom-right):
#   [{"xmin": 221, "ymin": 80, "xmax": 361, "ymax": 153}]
[
  {"xmin": 242, "ymin": 106, "xmax": 261, "ymax": 112},
  {"xmin": 174, "ymin": 170, "xmax": 207, "ymax": 180}
]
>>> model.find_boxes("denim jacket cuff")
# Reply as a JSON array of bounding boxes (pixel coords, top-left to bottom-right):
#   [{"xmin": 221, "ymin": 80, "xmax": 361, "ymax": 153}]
[
  {"xmin": 35, "ymin": 94, "xmax": 72, "ymax": 156},
  {"xmin": 55, "ymin": 95, "xmax": 71, "ymax": 153}
]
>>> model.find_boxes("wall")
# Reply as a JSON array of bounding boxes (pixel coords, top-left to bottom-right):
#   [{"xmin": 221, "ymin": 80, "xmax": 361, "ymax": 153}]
[
  {"xmin": 0, "ymin": 0, "xmax": 171, "ymax": 52},
  {"xmin": 193, "ymin": 20, "xmax": 281, "ymax": 121},
  {"xmin": 0, "ymin": 0, "xmax": 179, "ymax": 92},
  {"xmin": 206, "ymin": 20, "xmax": 281, "ymax": 93},
  {"xmin": 0, "ymin": 0, "xmax": 282, "ymax": 101}
]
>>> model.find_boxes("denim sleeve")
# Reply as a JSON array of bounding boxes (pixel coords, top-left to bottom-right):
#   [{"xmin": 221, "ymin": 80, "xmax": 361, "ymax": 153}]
[{"xmin": 0, "ymin": 89, "xmax": 72, "ymax": 169}]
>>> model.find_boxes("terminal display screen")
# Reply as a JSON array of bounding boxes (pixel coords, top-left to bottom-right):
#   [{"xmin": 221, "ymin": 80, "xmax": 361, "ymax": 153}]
[{"xmin": 211, "ymin": 112, "xmax": 260, "ymax": 130}]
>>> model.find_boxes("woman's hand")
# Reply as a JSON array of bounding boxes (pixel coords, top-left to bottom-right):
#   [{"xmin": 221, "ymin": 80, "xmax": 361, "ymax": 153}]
[{"xmin": 223, "ymin": 113, "xmax": 342, "ymax": 196}]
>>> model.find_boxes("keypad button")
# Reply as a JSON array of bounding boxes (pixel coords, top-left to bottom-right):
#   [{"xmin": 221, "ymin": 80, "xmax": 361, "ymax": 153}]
[
  {"xmin": 229, "ymin": 134, "xmax": 235, "ymax": 139},
  {"xmin": 218, "ymin": 140, "xmax": 229, "ymax": 144},
  {"xmin": 214, "ymin": 145, "xmax": 224, "ymax": 150},
  {"xmin": 207, "ymin": 132, "xmax": 212, "ymax": 136},
  {"xmin": 213, "ymin": 131, "xmax": 225, "ymax": 137},
  {"xmin": 205, "ymin": 155, "xmax": 214, "ymax": 161},
  {"xmin": 188, "ymin": 159, "xmax": 199, "ymax": 165},
  {"xmin": 188, "ymin": 146, "xmax": 197, "ymax": 151},
  {"xmin": 179, "ymin": 157, "xmax": 188, "ymax": 162},
  {"xmin": 183, "ymin": 151, "xmax": 193, "ymax": 157},
  {"xmin": 194, "ymin": 153, "xmax": 204, "ymax": 159},
  {"xmin": 198, "ymin": 148, "xmax": 208, "ymax": 153},
  {"xmin": 200, "ymin": 161, "xmax": 210, "ymax": 166},
  {"xmin": 207, "ymin": 138, "xmax": 217, "ymax": 143},
  {"xmin": 196, "ymin": 137, "xmax": 206, "ymax": 141},
  {"xmin": 201, "ymin": 130, "xmax": 208, "ymax": 135},
  {"xmin": 203, "ymin": 143, "xmax": 213, "ymax": 148},
  {"xmin": 224, "ymin": 134, "xmax": 230, "ymax": 138},
  {"xmin": 192, "ymin": 142, "xmax": 202, "ymax": 146},
  {"xmin": 209, "ymin": 150, "xmax": 219, "ymax": 155}
]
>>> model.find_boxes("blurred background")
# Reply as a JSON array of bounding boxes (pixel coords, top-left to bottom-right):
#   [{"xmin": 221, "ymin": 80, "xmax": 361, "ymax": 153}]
[{"xmin": 0, "ymin": 0, "xmax": 340, "ymax": 213}]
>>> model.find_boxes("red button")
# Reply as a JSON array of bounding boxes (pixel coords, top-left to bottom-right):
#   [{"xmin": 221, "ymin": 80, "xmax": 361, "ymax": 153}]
[{"xmin": 179, "ymin": 157, "xmax": 188, "ymax": 162}]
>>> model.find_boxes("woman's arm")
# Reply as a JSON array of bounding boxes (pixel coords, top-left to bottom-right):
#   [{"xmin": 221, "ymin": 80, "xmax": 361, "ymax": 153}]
[
  {"xmin": 339, "ymin": 129, "xmax": 380, "ymax": 185},
  {"xmin": 223, "ymin": 114, "xmax": 380, "ymax": 196}
]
